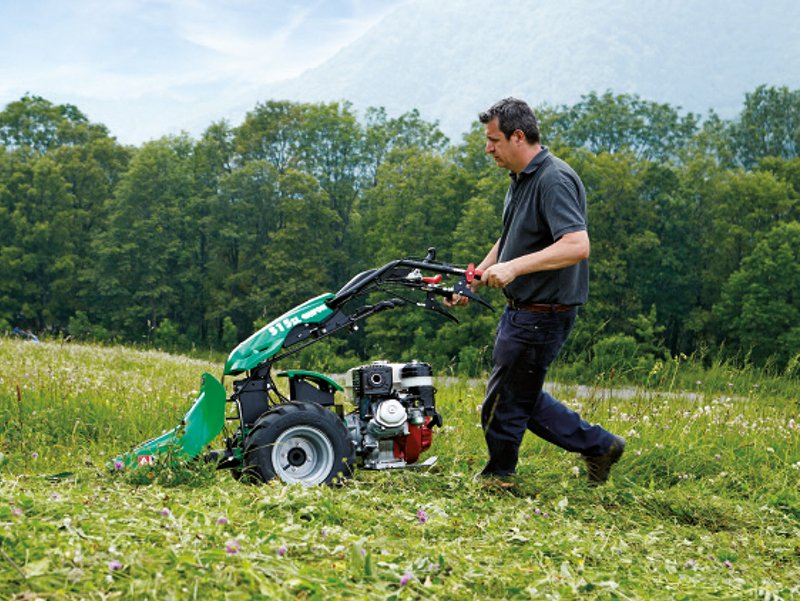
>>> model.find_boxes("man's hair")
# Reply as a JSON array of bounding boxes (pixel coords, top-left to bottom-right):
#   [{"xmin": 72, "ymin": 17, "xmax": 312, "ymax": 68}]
[{"xmin": 479, "ymin": 97, "xmax": 540, "ymax": 144}]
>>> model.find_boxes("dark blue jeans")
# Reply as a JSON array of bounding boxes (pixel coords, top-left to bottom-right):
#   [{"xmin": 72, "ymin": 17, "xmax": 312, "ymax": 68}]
[{"xmin": 480, "ymin": 307, "xmax": 614, "ymax": 476}]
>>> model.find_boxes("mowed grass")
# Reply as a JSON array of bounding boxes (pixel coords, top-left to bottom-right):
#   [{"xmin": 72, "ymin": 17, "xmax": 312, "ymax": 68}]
[{"xmin": 1, "ymin": 338, "xmax": 798, "ymax": 600}]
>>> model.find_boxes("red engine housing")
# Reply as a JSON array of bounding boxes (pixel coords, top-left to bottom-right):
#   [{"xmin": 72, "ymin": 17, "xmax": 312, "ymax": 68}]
[{"xmin": 393, "ymin": 417, "xmax": 434, "ymax": 464}]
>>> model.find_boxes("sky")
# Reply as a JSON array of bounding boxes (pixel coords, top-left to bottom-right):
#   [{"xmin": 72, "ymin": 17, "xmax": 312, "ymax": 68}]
[{"xmin": 0, "ymin": 0, "xmax": 409, "ymax": 145}]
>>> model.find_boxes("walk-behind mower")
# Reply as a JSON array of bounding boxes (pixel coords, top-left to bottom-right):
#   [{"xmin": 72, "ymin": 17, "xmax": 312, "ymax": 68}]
[{"xmin": 115, "ymin": 249, "xmax": 491, "ymax": 486}]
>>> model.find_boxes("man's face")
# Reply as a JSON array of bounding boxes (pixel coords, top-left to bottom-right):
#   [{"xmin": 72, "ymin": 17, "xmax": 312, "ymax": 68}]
[{"xmin": 484, "ymin": 118, "xmax": 521, "ymax": 172}]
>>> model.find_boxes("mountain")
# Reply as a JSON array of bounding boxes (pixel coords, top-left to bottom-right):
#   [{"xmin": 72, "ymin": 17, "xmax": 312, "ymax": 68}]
[{"xmin": 262, "ymin": 0, "xmax": 800, "ymax": 142}]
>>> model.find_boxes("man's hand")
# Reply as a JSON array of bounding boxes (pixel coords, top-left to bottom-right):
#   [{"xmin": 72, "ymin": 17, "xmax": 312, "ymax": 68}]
[
  {"xmin": 444, "ymin": 292, "xmax": 469, "ymax": 307},
  {"xmin": 480, "ymin": 262, "xmax": 518, "ymax": 288},
  {"xmin": 444, "ymin": 268, "xmax": 484, "ymax": 307}
]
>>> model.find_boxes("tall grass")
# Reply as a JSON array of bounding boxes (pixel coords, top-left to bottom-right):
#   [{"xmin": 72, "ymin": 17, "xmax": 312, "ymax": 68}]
[
  {"xmin": 0, "ymin": 337, "xmax": 224, "ymax": 469},
  {"xmin": 1, "ymin": 337, "xmax": 798, "ymax": 600}
]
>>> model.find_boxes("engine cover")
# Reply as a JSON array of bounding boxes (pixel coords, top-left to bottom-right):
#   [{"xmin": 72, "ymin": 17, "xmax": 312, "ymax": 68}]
[{"xmin": 374, "ymin": 399, "xmax": 406, "ymax": 428}]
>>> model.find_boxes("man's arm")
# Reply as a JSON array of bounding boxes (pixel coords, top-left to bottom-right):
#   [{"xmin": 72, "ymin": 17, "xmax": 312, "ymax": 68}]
[
  {"xmin": 476, "ymin": 239, "xmax": 501, "ymax": 273},
  {"xmin": 480, "ymin": 230, "xmax": 590, "ymax": 289}
]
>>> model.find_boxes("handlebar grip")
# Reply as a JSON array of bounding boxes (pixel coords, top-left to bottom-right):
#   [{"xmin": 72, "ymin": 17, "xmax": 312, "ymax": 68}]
[{"xmin": 465, "ymin": 263, "xmax": 482, "ymax": 283}]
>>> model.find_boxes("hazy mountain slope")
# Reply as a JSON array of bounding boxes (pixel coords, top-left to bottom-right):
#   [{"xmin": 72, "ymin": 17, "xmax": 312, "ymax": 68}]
[{"xmin": 262, "ymin": 0, "xmax": 800, "ymax": 141}]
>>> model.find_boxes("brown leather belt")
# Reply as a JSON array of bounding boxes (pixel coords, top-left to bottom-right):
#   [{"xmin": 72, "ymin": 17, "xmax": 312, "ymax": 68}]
[{"xmin": 507, "ymin": 299, "xmax": 576, "ymax": 313}]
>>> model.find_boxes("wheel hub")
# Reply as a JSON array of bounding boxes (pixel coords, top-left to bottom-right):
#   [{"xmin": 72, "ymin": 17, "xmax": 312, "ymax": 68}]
[
  {"xmin": 286, "ymin": 447, "xmax": 308, "ymax": 467},
  {"xmin": 272, "ymin": 425, "xmax": 335, "ymax": 486}
]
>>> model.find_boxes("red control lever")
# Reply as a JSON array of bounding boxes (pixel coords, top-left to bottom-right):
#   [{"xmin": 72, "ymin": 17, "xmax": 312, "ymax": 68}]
[
  {"xmin": 422, "ymin": 274, "xmax": 443, "ymax": 284},
  {"xmin": 465, "ymin": 263, "xmax": 483, "ymax": 284}
]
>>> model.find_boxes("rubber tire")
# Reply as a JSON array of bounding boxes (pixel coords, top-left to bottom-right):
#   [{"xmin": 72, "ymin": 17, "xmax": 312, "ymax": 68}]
[{"xmin": 243, "ymin": 401, "xmax": 354, "ymax": 486}]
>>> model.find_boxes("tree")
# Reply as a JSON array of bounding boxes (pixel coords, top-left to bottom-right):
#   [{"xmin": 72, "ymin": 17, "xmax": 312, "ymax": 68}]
[
  {"xmin": 363, "ymin": 107, "xmax": 449, "ymax": 184},
  {"xmin": 732, "ymin": 85, "xmax": 800, "ymax": 168},
  {"xmin": 253, "ymin": 169, "xmax": 342, "ymax": 319},
  {"xmin": 235, "ymin": 101, "xmax": 366, "ymax": 287},
  {"xmin": 544, "ymin": 91, "xmax": 699, "ymax": 163},
  {"xmin": 202, "ymin": 159, "xmax": 282, "ymax": 340},
  {"xmin": 361, "ymin": 149, "xmax": 465, "ymax": 265},
  {"xmin": 192, "ymin": 120, "xmax": 236, "ymax": 345},
  {"xmin": 705, "ymin": 169, "xmax": 797, "ymax": 294},
  {"xmin": 235, "ymin": 100, "xmax": 306, "ymax": 172},
  {"xmin": 0, "ymin": 97, "xmax": 126, "ymax": 333},
  {"xmin": 714, "ymin": 222, "xmax": 800, "ymax": 367},
  {"xmin": 564, "ymin": 149, "xmax": 656, "ymax": 337},
  {"xmin": 684, "ymin": 111, "xmax": 737, "ymax": 168},
  {"xmin": 757, "ymin": 156, "xmax": 800, "ymax": 197},
  {"xmin": 91, "ymin": 136, "xmax": 199, "ymax": 340},
  {"xmin": 0, "ymin": 94, "xmax": 110, "ymax": 156},
  {"xmin": 0, "ymin": 153, "xmax": 83, "ymax": 330},
  {"xmin": 359, "ymin": 149, "xmax": 468, "ymax": 360}
]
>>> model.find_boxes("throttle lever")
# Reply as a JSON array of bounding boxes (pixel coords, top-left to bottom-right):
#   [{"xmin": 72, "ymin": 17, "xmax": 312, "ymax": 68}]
[
  {"xmin": 451, "ymin": 280, "xmax": 494, "ymax": 310},
  {"xmin": 450, "ymin": 263, "xmax": 493, "ymax": 310}
]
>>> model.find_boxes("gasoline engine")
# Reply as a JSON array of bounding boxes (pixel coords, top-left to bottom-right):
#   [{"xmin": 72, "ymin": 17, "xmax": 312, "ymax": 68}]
[{"xmin": 343, "ymin": 361, "xmax": 441, "ymax": 469}]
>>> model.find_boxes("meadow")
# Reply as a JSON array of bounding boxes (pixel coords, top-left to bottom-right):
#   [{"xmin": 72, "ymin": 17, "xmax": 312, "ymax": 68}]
[{"xmin": 0, "ymin": 337, "xmax": 798, "ymax": 600}]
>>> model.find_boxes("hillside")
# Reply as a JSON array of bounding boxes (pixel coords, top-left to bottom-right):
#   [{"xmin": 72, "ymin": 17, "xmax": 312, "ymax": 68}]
[{"xmin": 263, "ymin": 0, "xmax": 800, "ymax": 140}]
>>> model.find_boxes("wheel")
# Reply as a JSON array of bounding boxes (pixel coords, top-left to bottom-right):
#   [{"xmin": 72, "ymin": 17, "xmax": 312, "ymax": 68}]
[{"xmin": 243, "ymin": 401, "xmax": 354, "ymax": 486}]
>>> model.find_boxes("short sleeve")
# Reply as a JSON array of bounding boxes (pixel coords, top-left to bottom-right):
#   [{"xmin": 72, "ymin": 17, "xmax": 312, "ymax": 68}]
[{"xmin": 541, "ymin": 175, "xmax": 586, "ymax": 240}]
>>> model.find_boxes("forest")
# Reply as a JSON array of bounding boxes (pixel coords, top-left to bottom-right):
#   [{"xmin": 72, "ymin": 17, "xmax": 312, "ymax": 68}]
[{"xmin": 1, "ymin": 86, "xmax": 799, "ymax": 377}]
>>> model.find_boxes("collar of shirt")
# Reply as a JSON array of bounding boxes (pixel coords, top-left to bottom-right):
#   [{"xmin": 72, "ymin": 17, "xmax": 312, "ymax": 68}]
[{"xmin": 510, "ymin": 146, "xmax": 550, "ymax": 182}]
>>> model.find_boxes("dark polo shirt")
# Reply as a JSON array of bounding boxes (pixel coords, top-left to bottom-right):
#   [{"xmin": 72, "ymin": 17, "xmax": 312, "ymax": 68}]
[{"xmin": 498, "ymin": 146, "xmax": 589, "ymax": 305}]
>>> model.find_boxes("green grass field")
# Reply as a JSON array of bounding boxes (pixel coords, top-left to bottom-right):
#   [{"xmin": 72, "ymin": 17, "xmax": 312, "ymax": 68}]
[{"xmin": 1, "ymin": 338, "xmax": 798, "ymax": 600}]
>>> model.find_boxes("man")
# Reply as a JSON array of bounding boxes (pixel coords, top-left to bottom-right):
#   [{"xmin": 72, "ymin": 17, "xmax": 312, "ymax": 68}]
[{"xmin": 450, "ymin": 98, "xmax": 625, "ymax": 486}]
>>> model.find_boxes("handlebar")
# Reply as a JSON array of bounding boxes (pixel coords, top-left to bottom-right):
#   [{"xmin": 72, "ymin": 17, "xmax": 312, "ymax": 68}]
[{"xmin": 328, "ymin": 249, "xmax": 490, "ymax": 311}]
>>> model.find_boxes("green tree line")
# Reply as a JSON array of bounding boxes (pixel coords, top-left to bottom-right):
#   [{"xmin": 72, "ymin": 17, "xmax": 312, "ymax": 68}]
[{"xmin": 1, "ymin": 87, "xmax": 799, "ymax": 376}]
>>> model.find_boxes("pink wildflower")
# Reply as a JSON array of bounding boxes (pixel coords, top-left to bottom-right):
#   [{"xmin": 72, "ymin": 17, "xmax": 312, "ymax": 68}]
[
  {"xmin": 416, "ymin": 509, "xmax": 428, "ymax": 524},
  {"xmin": 400, "ymin": 572, "xmax": 413, "ymax": 586},
  {"xmin": 108, "ymin": 560, "xmax": 123, "ymax": 571},
  {"xmin": 226, "ymin": 540, "xmax": 241, "ymax": 555},
  {"xmin": 277, "ymin": 545, "xmax": 288, "ymax": 556}
]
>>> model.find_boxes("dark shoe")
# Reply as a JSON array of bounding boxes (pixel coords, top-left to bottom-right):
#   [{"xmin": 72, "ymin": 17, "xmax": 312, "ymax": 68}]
[
  {"xmin": 473, "ymin": 471, "xmax": 516, "ymax": 490},
  {"xmin": 583, "ymin": 435, "xmax": 626, "ymax": 484}
]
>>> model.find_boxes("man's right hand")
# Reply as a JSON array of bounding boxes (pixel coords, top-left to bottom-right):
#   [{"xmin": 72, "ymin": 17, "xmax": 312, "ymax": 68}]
[{"xmin": 444, "ymin": 292, "xmax": 469, "ymax": 308}]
